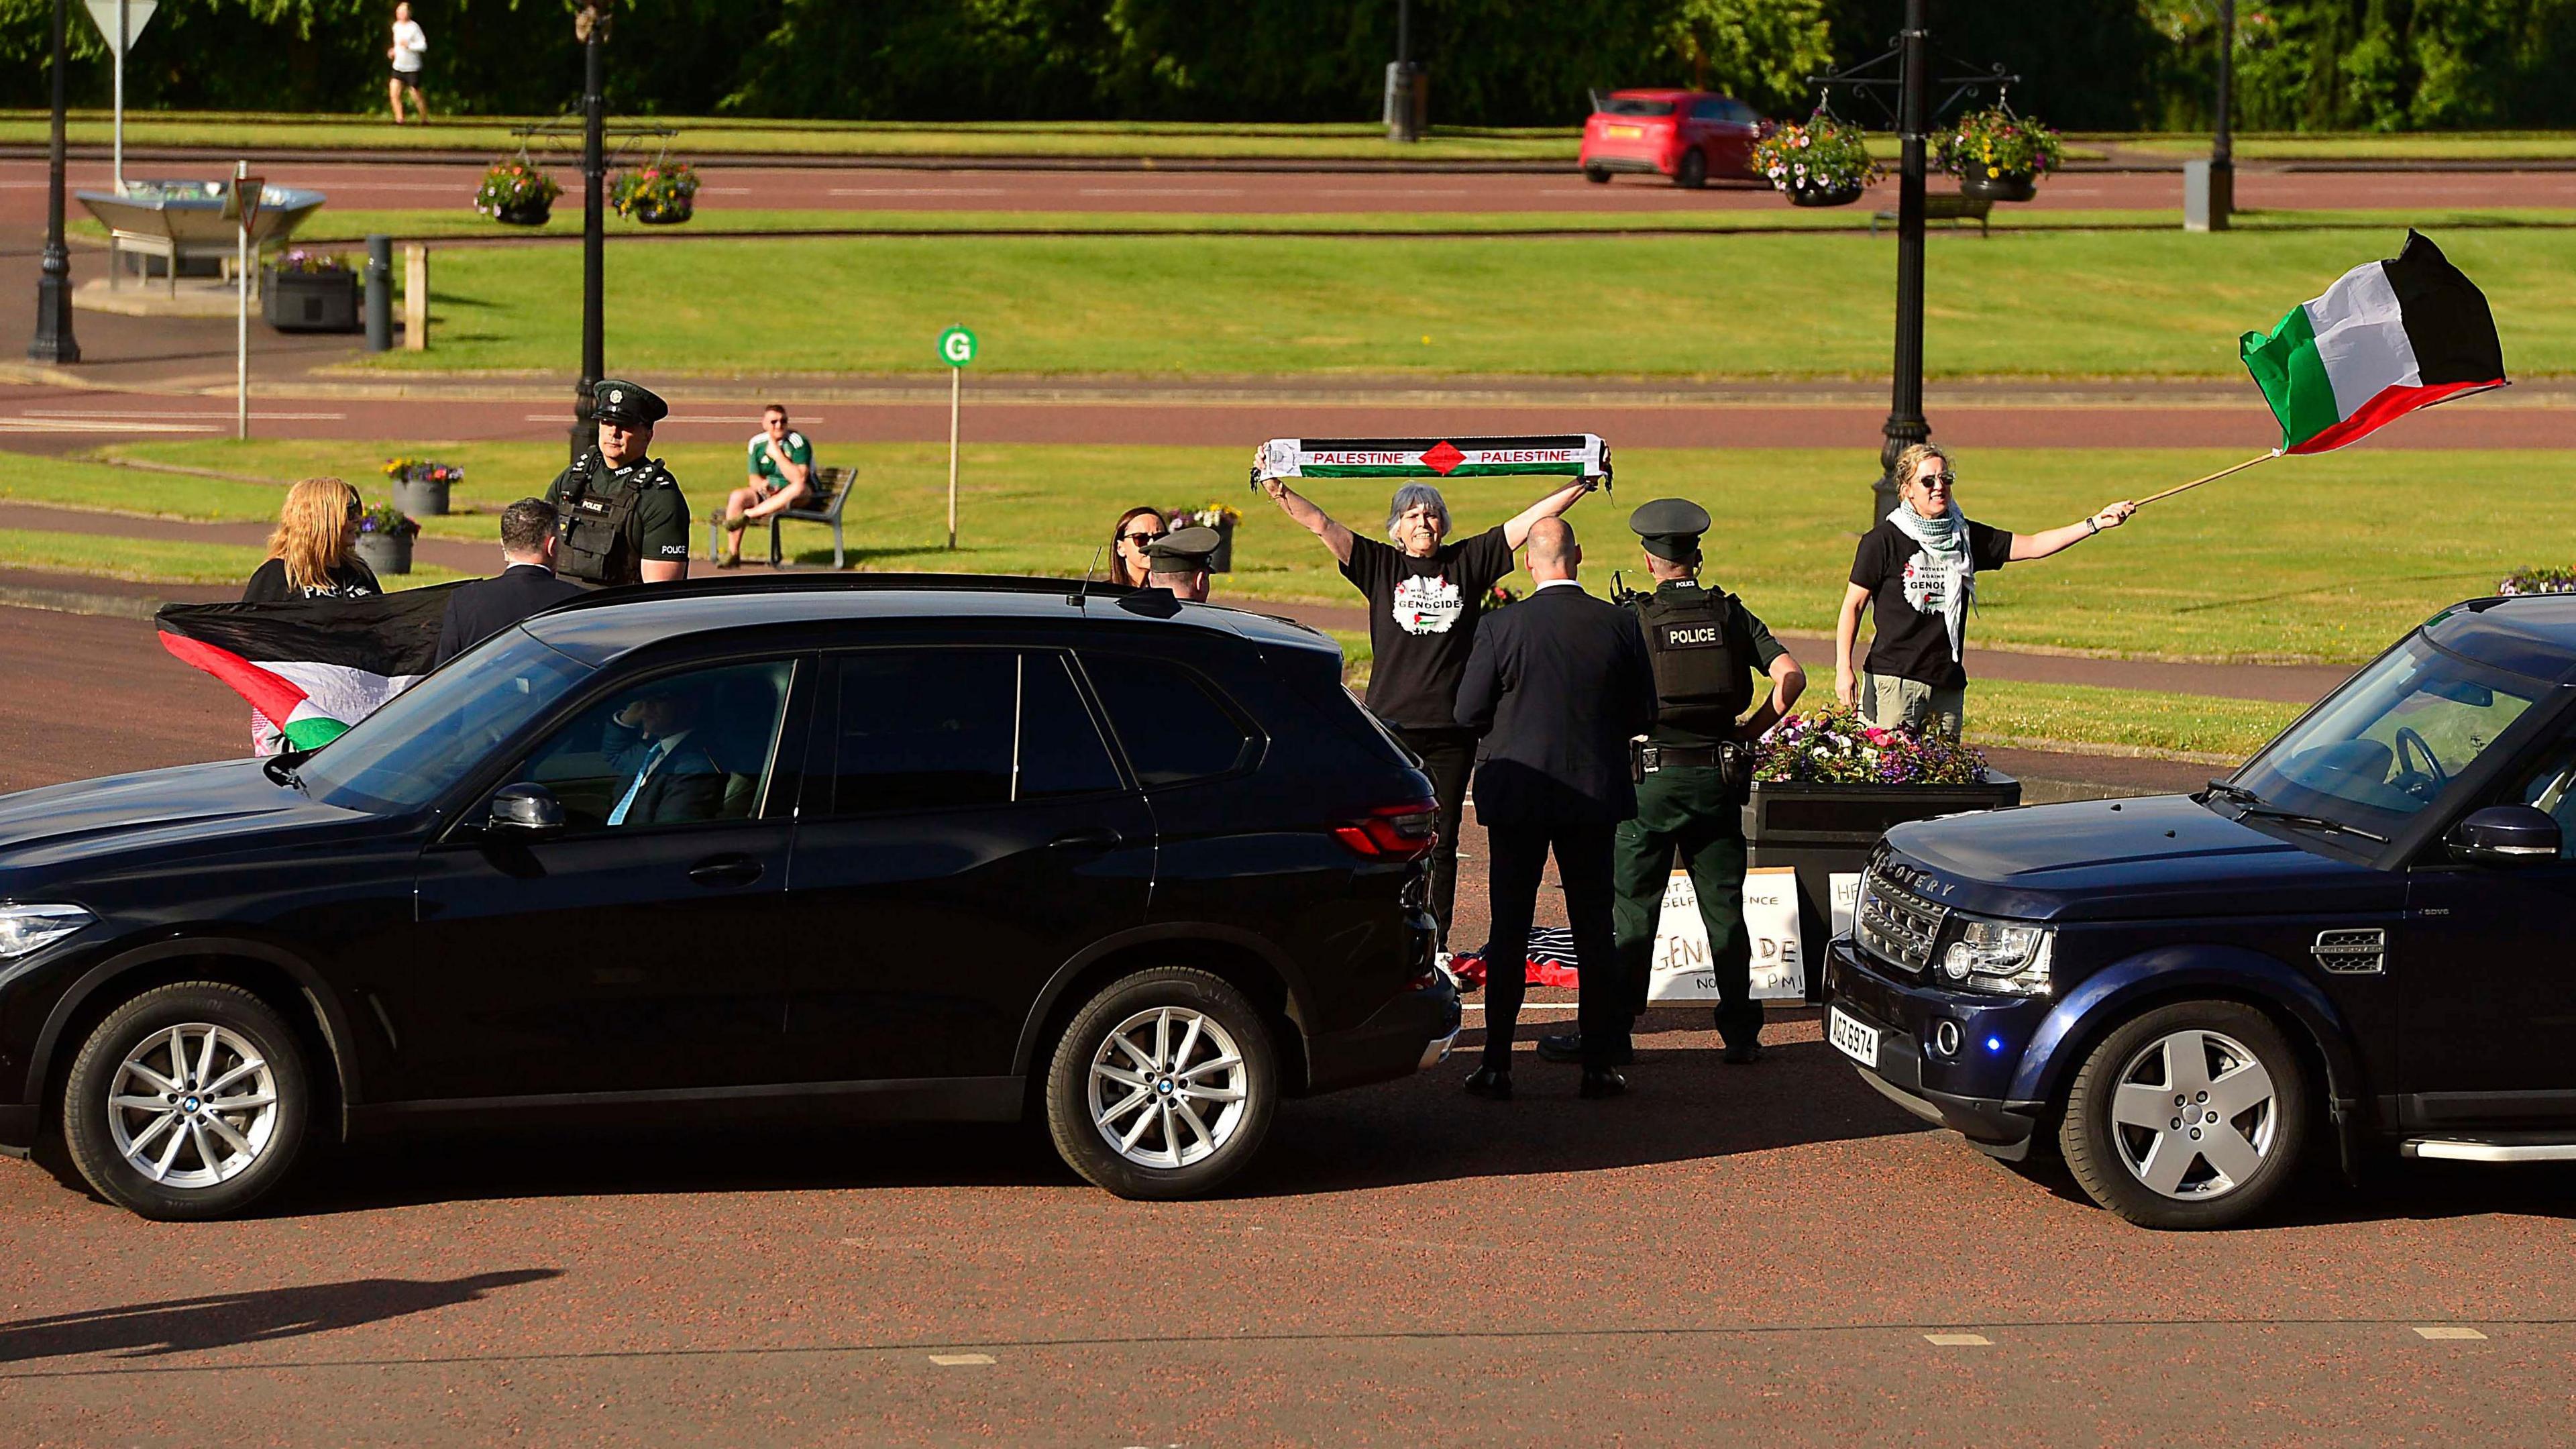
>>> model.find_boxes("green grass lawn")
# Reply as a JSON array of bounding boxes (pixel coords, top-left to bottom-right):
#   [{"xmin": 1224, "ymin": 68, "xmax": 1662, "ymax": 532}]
[
  {"xmin": 155, "ymin": 205, "xmax": 2576, "ymax": 250},
  {"xmin": 338, "ymin": 227, "xmax": 2576, "ymax": 378},
  {"xmin": 1963, "ymin": 678, "xmax": 2299, "ymax": 761},
  {"xmin": 13, "ymin": 442, "xmax": 2565, "ymax": 665}
]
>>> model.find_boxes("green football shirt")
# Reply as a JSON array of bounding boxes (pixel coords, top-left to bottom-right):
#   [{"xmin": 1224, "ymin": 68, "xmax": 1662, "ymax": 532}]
[{"xmin": 747, "ymin": 429, "xmax": 814, "ymax": 490}]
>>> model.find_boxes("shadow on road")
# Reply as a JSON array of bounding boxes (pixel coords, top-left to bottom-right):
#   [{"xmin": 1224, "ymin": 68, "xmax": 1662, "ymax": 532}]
[{"xmin": 0, "ymin": 1269, "xmax": 558, "ymax": 1364}]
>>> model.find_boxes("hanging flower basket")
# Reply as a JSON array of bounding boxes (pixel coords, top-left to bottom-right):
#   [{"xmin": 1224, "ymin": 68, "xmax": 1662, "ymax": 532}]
[
  {"xmin": 611, "ymin": 162, "xmax": 700, "ymax": 226},
  {"xmin": 1752, "ymin": 114, "xmax": 1882, "ymax": 208},
  {"xmin": 476, "ymin": 162, "xmax": 561, "ymax": 226},
  {"xmin": 1933, "ymin": 107, "xmax": 2063, "ymax": 203}
]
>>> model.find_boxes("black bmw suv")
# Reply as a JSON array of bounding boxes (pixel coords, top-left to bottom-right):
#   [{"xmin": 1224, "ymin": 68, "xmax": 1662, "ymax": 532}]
[{"xmin": 0, "ymin": 576, "xmax": 1457, "ymax": 1219}]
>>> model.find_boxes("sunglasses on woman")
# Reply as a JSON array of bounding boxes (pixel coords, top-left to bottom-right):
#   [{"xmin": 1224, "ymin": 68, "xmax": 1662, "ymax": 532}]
[
  {"xmin": 1122, "ymin": 530, "xmax": 1164, "ymax": 547},
  {"xmin": 1913, "ymin": 472, "xmax": 1956, "ymax": 489}
]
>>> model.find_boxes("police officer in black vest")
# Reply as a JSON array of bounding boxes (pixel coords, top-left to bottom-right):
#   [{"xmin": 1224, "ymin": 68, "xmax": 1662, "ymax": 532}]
[
  {"xmin": 1540, "ymin": 498, "xmax": 1806, "ymax": 1068},
  {"xmin": 545, "ymin": 379, "xmax": 692, "ymax": 588}
]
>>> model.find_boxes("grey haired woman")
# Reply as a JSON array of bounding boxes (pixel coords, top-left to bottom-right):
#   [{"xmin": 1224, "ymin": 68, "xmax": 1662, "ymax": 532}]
[{"xmin": 1258, "ymin": 467, "xmax": 1593, "ymax": 955}]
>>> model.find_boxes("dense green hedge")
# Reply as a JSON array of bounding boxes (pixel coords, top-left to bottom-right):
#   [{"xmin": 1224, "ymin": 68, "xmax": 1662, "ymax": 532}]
[{"xmin": 3, "ymin": 0, "xmax": 2571, "ymax": 131}]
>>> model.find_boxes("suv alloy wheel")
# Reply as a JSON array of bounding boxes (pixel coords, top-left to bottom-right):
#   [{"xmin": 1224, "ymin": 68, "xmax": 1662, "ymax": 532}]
[
  {"xmin": 61, "ymin": 981, "xmax": 311, "ymax": 1221},
  {"xmin": 2059, "ymin": 1000, "xmax": 2308, "ymax": 1230},
  {"xmin": 1046, "ymin": 967, "xmax": 1277, "ymax": 1200}
]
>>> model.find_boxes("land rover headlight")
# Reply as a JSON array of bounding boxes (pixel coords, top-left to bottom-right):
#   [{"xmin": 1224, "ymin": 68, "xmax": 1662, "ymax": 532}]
[
  {"xmin": 0, "ymin": 904, "xmax": 93, "ymax": 959},
  {"xmin": 1937, "ymin": 915, "xmax": 2053, "ymax": 997}
]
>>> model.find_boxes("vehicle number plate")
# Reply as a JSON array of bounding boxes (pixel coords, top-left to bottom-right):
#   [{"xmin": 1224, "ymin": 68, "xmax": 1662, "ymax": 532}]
[
  {"xmin": 1607, "ymin": 125, "xmax": 1642, "ymax": 138},
  {"xmin": 1827, "ymin": 1008, "xmax": 1880, "ymax": 1068}
]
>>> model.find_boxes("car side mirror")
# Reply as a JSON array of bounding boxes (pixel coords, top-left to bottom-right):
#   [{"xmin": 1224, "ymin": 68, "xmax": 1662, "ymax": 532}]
[
  {"xmin": 2450, "ymin": 804, "xmax": 2559, "ymax": 865},
  {"xmin": 488, "ymin": 782, "xmax": 566, "ymax": 837}
]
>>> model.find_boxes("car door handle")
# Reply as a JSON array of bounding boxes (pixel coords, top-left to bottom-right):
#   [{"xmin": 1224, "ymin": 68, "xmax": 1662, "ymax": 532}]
[
  {"xmin": 1048, "ymin": 828, "xmax": 1124, "ymax": 852},
  {"xmin": 688, "ymin": 854, "xmax": 765, "ymax": 887}
]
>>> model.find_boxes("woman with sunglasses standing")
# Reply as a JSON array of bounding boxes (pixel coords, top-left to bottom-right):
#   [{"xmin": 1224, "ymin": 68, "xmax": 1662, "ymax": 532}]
[
  {"xmin": 239, "ymin": 476, "xmax": 384, "ymax": 753},
  {"xmin": 1835, "ymin": 443, "xmax": 2135, "ymax": 738},
  {"xmin": 1107, "ymin": 506, "xmax": 1167, "ymax": 586}
]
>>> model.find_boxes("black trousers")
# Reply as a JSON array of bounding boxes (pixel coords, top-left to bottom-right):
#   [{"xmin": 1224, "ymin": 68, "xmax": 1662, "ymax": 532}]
[
  {"xmin": 1482, "ymin": 814, "xmax": 1622, "ymax": 1071},
  {"xmin": 1399, "ymin": 726, "xmax": 1478, "ymax": 953}
]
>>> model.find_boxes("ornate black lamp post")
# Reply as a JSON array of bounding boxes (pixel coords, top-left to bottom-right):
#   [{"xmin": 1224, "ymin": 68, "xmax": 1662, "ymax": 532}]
[
  {"xmin": 569, "ymin": 1, "xmax": 609, "ymax": 462},
  {"xmin": 28, "ymin": 0, "xmax": 80, "ymax": 366},
  {"xmin": 1808, "ymin": 0, "xmax": 2012, "ymax": 527},
  {"xmin": 2210, "ymin": 0, "xmax": 2235, "ymax": 229}
]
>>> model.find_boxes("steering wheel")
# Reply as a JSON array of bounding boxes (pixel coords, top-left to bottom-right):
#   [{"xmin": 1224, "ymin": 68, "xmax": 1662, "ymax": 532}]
[{"xmin": 2392, "ymin": 726, "xmax": 2449, "ymax": 802}]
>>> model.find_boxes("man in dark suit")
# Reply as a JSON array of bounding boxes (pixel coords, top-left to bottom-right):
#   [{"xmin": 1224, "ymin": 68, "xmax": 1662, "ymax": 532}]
[
  {"xmin": 598, "ymin": 684, "xmax": 726, "ymax": 827},
  {"xmin": 1454, "ymin": 517, "xmax": 1656, "ymax": 1100},
  {"xmin": 432, "ymin": 496, "xmax": 586, "ymax": 665}
]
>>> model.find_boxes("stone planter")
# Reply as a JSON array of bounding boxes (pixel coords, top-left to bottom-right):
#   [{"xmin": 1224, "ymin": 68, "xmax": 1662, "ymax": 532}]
[
  {"xmin": 262, "ymin": 267, "xmax": 360, "ymax": 333},
  {"xmin": 492, "ymin": 199, "xmax": 552, "ymax": 227},
  {"xmin": 391, "ymin": 470, "xmax": 452, "ymax": 517},
  {"xmin": 1742, "ymin": 773, "xmax": 2023, "ymax": 999},
  {"xmin": 1788, "ymin": 180, "xmax": 1865, "ymax": 207},
  {"xmin": 354, "ymin": 531, "xmax": 414, "ymax": 578},
  {"xmin": 1957, "ymin": 169, "xmax": 2038, "ymax": 203},
  {"xmin": 1206, "ymin": 517, "xmax": 1235, "ymax": 574}
]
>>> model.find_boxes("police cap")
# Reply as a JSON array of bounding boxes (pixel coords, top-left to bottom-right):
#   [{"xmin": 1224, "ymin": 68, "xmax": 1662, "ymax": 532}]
[
  {"xmin": 1146, "ymin": 525, "xmax": 1221, "ymax": 573},
  {"xmin": 592, "ymin": 379, "xmax": 669, "ymax": 428},
  {"xmin": 1628, "ymin": 497, "xmax": 1711, "ymax": 562}
]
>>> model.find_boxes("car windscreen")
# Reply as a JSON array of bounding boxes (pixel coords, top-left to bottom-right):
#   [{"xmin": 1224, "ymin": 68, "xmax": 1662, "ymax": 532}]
[
  {"xmin": 1597, "ymin": 97, "xmax": 1676, "ymax": 117},
  {"xmin": 296, "ymin": 629, "xmax": 595, "ymax": 814},
  {"xmin": 2227, "ymin": 635, "xmax": 2542, "ymax": 833}
]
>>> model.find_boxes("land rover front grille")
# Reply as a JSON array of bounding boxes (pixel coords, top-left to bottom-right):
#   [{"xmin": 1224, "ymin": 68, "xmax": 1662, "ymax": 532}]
[{"xmin": 1856, "ymin": 867, "xmax": 1947, "ymax": 975}]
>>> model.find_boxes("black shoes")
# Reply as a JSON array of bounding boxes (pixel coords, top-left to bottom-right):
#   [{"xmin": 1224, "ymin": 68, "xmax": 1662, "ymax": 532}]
[
  {"xmin": 1462, "ymin": 1065, "xmax": 1513, "ymax": 1100},
  {"xmin": 1536, "ymin": 1033, "xmax": 1634, "ymax": 1067},
  {"xmin": 1724, "ymin": 1041, "xmax": 1764, "ymax": 1065},
  {"xmin": 1578, "ymin": 1069, "xmax": 1628, "ymax": 1099}
]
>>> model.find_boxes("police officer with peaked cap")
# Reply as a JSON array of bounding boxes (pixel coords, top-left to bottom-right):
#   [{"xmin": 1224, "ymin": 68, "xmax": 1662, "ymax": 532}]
[
  {"xmin": 1144, "ymin": 525, "xmax": 1222, "ymax": 602},
  {"xmin": 545, "ymin": 379, "xmax": 692, "ymax": 587},
  {"xmin": 1538, "ymin": 497, "xmax": 1807, "ymax": 1068}
]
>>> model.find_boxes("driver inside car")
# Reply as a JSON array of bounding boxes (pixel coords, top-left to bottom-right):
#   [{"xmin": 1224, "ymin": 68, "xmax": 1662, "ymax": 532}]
[{"xmin": 601, "ymin": 683, "xmax": 725, "ymax": 827}]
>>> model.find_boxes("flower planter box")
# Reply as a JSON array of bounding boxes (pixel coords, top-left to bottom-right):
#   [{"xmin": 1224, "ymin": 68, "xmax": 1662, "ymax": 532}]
[
  {"xmin": 262, "ymin": 267, "xmax": 360, "ymax": 333},
  {"xmin": 1742, "ymin": 773, "xmax": 2022, "ymax": 1000},
  {"xmin": 391, "ymin": 470, "xmax": 451, "ymax": 517},
  {"xmin": 354, "ymin": 532, "xmax": 413, "ymax": 578},
  {"xmin": 1959, "ymin": 170, "xmax": 2038, "ymax": 203},
  {"xmin": 1206, "ymin": 516, "xmax": 1235, "ymax": 574}
]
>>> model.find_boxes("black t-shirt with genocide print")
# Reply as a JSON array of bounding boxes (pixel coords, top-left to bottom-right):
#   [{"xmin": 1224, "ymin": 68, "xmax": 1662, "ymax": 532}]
[
  {"xmin": 1849, "ymin": 517, "xmax": 2013, "ymax": 690},
  {"xmin": 1342, "ymin": 523, "xmax": 1517, "ymax": 731}
]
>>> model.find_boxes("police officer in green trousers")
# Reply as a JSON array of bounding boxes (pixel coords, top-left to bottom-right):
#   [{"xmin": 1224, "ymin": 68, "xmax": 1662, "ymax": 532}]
[
  {"xmin": 1539, "ymin": 498, "xmax": 1806, "ymax": 1068},
  {"xmin": 546, "ymin": 380, "xmax": 692, "ymax": 588}
]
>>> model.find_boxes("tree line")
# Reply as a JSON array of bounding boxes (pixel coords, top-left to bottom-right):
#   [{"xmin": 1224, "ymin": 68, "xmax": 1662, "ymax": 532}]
[{"xmin": 5, "ymin": 0, "xmax": 2573, "ymax": 131}]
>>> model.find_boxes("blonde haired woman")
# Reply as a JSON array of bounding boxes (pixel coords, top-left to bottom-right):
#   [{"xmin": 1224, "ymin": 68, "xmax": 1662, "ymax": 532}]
[
  {"xmin": 242, "ymin": 478, "xmax": 382, "ymax": 754},
  {"xmin": 1834, "ymin": 443, "xmax": 2136, "ymax": 737},
  {"xmin": 244, "ymin": 477, "xmax": 382, "ymax": 603}
]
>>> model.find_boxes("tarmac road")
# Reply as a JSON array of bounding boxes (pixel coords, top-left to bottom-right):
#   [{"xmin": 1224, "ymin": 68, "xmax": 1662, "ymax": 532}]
[{"xmin": 13, "ymin": 158, "xmax": 2576, "ymax": 219}]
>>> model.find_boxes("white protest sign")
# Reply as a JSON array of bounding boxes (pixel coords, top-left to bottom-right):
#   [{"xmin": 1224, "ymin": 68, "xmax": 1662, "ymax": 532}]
[
  {"xmin": 1645, "ymin": 865, "xmax": 1806, "ymax": 1004},
  {"xmin": 1830, "ymin": 871, "xmax": 1862, "ymax": 942}
]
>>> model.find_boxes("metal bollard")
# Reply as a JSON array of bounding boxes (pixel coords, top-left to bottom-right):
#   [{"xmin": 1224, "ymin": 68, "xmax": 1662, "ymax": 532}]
[{"xmin": 364, "ymin": 235, "xmax": 392, "ymax": 351}]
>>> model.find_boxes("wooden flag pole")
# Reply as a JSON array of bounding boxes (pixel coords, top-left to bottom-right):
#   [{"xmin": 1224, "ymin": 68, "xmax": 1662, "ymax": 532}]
[{"xmin": 2135, "ymin": 449, "xmax": 2280, "ymax": 508}]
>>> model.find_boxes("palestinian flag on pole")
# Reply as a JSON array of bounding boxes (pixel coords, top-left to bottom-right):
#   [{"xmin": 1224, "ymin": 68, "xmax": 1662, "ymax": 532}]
[
  {"xmin": 156, "ymin": 585, "xmax": 461, "ymax": 751},
  {"xmin": 1256, "ymin": 434, "xmax": 1611, "ymax": 483},
  {"xmin": 2239, "ymin": 230, "xmax": 2506, "ymax": 455}
]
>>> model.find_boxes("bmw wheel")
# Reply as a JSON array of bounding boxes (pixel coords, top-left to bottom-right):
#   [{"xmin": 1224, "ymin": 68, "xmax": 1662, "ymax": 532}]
[
  {"xmin": 1046, "ymin": 967, "xmax": 1276, "ymax": 1200},
  {"xmin": 62, "ymin": 983, "xmax": 311, "ymax": 1222},
  {"xmin": 2059, "ymin": 1000, "xmax": 2307, "ymax": 1230}
]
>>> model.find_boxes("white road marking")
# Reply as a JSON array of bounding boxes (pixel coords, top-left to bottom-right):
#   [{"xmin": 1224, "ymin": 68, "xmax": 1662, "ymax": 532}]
[
  {"xmin": 23, "ymin": 408, "xmax": 344, "ymax": 420},
  {"xmin": 1923, "ymin": 1332, "xmax": 1992, "ymax": 1346},
  {"xmin": 827, "ymin": 187, "xmax": 1006, "ymax": 197},
  {"xmin": 928, "ymin": 1352, "xmax": 996, "ymax": 1366},
  {"xmin": 1077, "ymin": 186, "xmax": 1244, "ymax": 197},
  {"xmin": 0, "ymin": 418, "xmax": 217, "ymax": 433},
  {"xmin": 2412, "ymin": 1326, "xmax": 2488, "ymax": 1340}
]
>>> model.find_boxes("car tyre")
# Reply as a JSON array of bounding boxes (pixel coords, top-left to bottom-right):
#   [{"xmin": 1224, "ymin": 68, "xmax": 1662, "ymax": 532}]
[
  {"xmin": 2059, "ymin": 1000, "xmax": 2306, "ymax": 1230},
  {"xmin": 61, "ymin": 982, "xmax": 310, "ymax": 1222},
  {"xmin": 1045, "ymin": 967, "xmax": 1276, "ymax": 1201},
  {"xmin": 1675, "ymin": 149, "xmax": 1709, "ymax": 189},
  {"xmin": 1582, "ymin": 165, "xmax": 1612, "ymax": 184}
]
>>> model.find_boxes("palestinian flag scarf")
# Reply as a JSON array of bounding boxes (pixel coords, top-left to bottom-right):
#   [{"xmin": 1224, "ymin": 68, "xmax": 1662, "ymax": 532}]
[
  {"xmin": 157, "ymin": 584, "xmax": 461, "ymax": 751},
  {"xmin": 1255, "ymin": 434, "xmax": 1610, "ymax": 483},
  {"xmin": 2239, "ymin": 231, "xmax": 2506, "ymax": 455}
]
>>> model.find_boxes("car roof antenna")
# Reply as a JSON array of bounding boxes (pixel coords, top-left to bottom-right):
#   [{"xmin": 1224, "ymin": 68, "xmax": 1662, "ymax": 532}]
[{"xmin": 1067, "ymin": 543, "xmax": 1107, "ymax": 607}]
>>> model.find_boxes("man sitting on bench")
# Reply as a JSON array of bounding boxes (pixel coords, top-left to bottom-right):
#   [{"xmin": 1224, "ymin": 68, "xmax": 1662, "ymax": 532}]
[{"xmin": 716, "ymin": 403, "xmax": 814, "ymax": 569}]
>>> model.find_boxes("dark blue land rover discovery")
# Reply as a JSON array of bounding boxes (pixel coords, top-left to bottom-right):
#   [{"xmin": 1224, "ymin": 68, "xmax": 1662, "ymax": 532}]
[{"xmin": 1827, "ymin": 594, "xmax": 2576, "ymax": 1229}]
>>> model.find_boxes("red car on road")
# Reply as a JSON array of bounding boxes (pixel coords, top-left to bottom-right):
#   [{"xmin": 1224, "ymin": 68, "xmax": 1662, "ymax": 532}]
[{"xmin": 1579, "ymin": 89, "xmax": 1764, "ymax": 188}]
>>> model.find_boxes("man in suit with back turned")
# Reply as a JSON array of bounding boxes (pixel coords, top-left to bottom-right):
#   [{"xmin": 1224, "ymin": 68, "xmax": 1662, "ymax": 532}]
[
  {"xmin": 433, "ymin": 496, "xmax": 585, "ymax": 666},
  {"xmin": 1453, "ymin": 516, "xmax": 1657, "ymax": 1101}
]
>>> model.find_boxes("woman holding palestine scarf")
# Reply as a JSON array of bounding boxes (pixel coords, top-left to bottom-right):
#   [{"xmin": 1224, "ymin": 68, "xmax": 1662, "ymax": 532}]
[
  {"xmin": 1260, "ymin": 467, "xmax": 1596, "ymax": 958},
  {"xmin": 1837, "ymin": 443, "xmax": 2137, "ymax": 738}
]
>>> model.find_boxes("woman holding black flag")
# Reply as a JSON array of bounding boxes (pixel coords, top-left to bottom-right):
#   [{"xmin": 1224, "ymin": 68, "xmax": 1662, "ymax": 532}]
[{"xmin": 1258, "ymin": 469, "xmax": 1595, "ymax": 955}]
